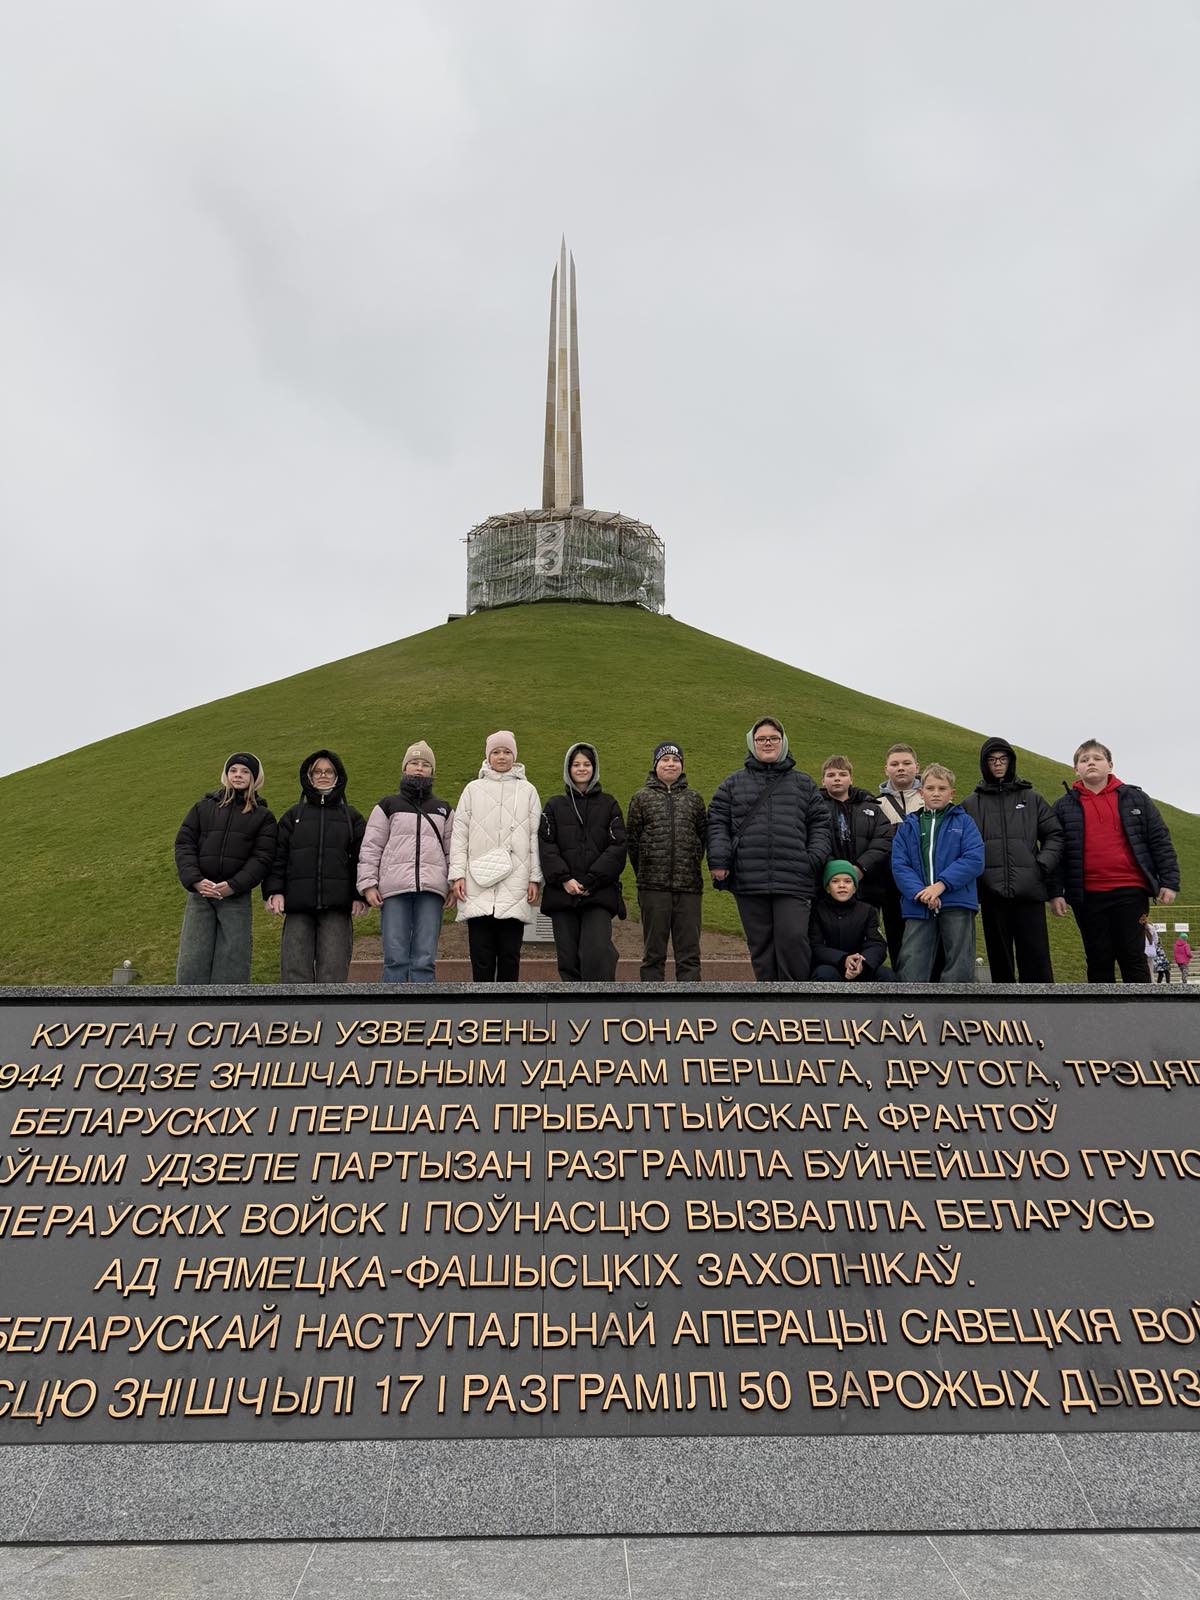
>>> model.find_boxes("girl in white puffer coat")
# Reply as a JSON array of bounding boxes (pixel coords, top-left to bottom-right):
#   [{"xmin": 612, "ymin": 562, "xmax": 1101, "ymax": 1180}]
[{"xmin": 449, "ymin": 730, "xmax": 543, "ymax": 982}]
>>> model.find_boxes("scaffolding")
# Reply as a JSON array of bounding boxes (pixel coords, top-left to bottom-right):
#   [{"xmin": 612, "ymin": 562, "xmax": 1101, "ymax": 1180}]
[{"xmin": 466, "ymin": 508, "xmax": 666, "ymax": 614}]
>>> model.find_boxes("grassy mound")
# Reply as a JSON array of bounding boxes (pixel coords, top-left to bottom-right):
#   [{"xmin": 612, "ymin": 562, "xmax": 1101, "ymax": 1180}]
[{"xmin": 2, "ymin": 603, "xmax": 1196, "ymax": 984}]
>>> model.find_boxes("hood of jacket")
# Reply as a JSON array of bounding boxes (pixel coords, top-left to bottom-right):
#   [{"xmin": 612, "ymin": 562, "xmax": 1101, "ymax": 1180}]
[
  {"xmin": 298, "ymin": 748, "xmax": 348, "ymax": 805},
  {"xmin": 745, "ymin": 718, "xmax": 790, "ymax": 765},
  {"xmin": 563, "ymin": 741, "xmax": 601, "ymax": 794},
  {"xmin": 477, "ymin": 759, "xmax": 530, "ymax": 783},
  {"xmin": 976, "ymin": 737, "xmax": 1031, "ymax": 792},
  {"xmin": 1071, "ymin": 774, "xmax": 1123, "ymax": 797},
  {"xmin": 880, "ymin": 776, "xmax": 922, "ymax": 800},
  {"xmin": 218, "ymin": 753, "xmax": 266, "ymax": 801}
]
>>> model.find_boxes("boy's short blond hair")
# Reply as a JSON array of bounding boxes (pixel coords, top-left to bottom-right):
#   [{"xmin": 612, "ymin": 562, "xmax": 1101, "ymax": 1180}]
[
  {"xmin": 921, "ymin": 762, "xmax": 955, "ymax": 787},
  {"xmin": 821, "ymin": 754, "xmax": 852, "ymax": 774}
]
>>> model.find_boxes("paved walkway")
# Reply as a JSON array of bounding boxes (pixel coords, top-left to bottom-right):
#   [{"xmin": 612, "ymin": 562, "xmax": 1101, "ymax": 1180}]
[{"xmin": 2, "ymin": 1532, "xmax": 1199, "ymax": 1598}]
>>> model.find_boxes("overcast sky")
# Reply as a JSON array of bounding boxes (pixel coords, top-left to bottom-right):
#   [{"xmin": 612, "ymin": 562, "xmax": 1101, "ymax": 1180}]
[{"xmin": 3, "ymin": 1, "xmax": 1198, "ymax": 805}]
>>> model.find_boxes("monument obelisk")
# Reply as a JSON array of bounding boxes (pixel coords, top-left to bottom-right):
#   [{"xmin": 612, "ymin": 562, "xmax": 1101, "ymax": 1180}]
[{"xmin": 467, "ymin": 239, "xmax": 664, "ymax": 612}]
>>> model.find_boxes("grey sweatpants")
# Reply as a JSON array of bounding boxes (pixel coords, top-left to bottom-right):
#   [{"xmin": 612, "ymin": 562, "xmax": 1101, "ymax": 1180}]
[
  {"xmin": 280, "ymin": 910, "xmax": 354, "ymax": 983},
  {"xmin": 176, "ymin": 893, "xmax": 253, "ymax": 984}
]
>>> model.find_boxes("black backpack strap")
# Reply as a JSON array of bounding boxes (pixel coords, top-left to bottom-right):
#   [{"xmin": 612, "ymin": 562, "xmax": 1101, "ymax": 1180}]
[{"xmin": 730, "ymin": 779, "xmax": 774, "ymax": 858}]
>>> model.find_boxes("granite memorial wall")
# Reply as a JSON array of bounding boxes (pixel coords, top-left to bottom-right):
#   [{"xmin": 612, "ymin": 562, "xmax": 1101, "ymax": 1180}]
[{"xmin": 2, "ymin": 988, "xmax": 1198, "ymax": 1450}]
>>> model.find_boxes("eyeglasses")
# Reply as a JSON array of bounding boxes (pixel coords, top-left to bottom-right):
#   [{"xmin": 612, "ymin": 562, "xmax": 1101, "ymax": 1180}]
[
  {"xmin": 754, "ymin": 735, "xmax": 782, "ymax": 747},
  {"xmin": 311, "ymin": 767, "xmax": 337, "ymax": 777}
]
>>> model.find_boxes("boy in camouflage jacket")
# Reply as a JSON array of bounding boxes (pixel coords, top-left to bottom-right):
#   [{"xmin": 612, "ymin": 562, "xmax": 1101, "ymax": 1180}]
[{"xmin": 626, "ymin": 741, "xmax": 707, "ymax": 981}]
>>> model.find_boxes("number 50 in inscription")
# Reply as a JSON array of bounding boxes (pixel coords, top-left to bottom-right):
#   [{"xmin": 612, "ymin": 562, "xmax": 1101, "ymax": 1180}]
[{"xmin": 738, "ymin": 1371, "xmax": 791, "ymax": 1412}]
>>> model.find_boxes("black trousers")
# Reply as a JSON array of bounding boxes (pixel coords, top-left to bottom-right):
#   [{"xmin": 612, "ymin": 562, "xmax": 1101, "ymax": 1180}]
[
  {"xmin": 638, "ymin": 890, "xmax": 702, "ymax": 981},
  {"xmin": 467, "ymin": 916, "xmax": 525, "ymax": 982},
  {"xmin": 551, "ymin": 907, "xmax": 617, "ymax": 981},
  {"xmin": 880, "ymin": 884, "xmax": 905, "ymax": 970},
  {"xmin": 734, "ymin": 894, "xmax": 811, "ymax": 981},
  {"xmin": 1072, "ymin": 887, "xmax": 1150, "ymax": 983},
  {"xmin": 978, "ymin": 892, "xmax": 1054, "ymax": 983}
]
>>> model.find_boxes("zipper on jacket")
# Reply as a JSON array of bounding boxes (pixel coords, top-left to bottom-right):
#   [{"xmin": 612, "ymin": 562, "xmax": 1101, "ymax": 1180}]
[
  {"xmin": 668, "ymin": 786, "xmax": 677, "ymax": 881},
  {"xmin": 316, "ymin": 801, "xmax": 326, "ymax": 911},
  {"xmin": 1000, "ymin": 794, "xmax": 1010, "ymax": 898},
  {"xmin": 766, "ymin": 776, "xmax": 775, "ymax": 884},
  {"xmin": 415, "ymin": 808, "xmax": 424, "ymax": 894},
  {"xmin": 219, "ymin": 805, "xmax": 235, "ymax": 879},
  {"xmin": 924, "ymin": 809, "xmax": 940, "ymax": 887}
]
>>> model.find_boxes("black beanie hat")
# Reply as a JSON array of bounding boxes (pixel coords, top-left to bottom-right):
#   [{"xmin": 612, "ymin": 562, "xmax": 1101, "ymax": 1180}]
[
  {"xmin": 654, "ymin": 741, "xmax": 683, "ymax": 766},
  {"xmin": 224, "ymin": 752, "xmax": 261, "ymax": 781}
]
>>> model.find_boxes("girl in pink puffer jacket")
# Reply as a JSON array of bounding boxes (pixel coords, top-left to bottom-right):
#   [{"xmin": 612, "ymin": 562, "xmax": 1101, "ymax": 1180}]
[{"xmin": 357, "ymin": 741, "xmax": 454, "ymax": 983}]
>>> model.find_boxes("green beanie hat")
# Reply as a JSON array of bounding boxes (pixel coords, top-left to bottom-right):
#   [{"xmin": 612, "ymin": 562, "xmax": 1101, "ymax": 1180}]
[{"xmin": 823, "ymin": 859, "xmax": 859, "ymax": 888}]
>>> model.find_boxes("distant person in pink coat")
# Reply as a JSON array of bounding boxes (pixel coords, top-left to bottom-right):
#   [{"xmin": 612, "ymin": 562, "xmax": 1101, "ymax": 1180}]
[{"xmin": 1174, "ymin": 935, "xmax": 1193, "ymax": 985}]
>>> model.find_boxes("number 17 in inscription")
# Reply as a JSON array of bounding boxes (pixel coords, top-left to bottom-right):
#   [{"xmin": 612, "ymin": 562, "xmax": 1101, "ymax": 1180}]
[{"xmin": 376, "ymin": 1375, "xmax": 425, "ymax": 1414}]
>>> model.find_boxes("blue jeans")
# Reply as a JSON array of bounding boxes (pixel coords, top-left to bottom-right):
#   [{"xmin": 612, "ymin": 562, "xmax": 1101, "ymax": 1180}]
[
  {"xmin": 381, "ymin": 893, "xmax": 444, "ymax": 982},
  {"xmin": 897, "ymin": 908, "xmax": 977, "ymax": 983}
]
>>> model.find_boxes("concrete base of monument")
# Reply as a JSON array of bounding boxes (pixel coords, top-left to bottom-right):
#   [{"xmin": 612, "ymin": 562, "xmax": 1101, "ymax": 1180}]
[
  {"xmin": 347, "ymin": 918, "xmax": 757, "ymax": 982},
  {"xmin": 2, "ymin": 1531, "xmax": 1200, "ymax": 1599},
  {"xmin": 2, "ymin": 1432, "xmax": 1198, "ymax": 1542}
]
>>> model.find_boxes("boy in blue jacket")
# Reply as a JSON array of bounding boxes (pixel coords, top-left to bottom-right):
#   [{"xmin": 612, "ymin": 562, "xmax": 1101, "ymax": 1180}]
[{"xmin": 892, "ymin": 764, "xmax": 984, "ymax": 983}]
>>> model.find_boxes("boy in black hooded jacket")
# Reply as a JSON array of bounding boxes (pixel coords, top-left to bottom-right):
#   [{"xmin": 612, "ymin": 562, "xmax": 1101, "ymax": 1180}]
[{"xmin": 961, "ymin": 737, "xmax": 1062, "ymax": 983}]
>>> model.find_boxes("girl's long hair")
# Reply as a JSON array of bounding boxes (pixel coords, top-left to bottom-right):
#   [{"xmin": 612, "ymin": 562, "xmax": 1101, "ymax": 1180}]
[{"xmin": 218, "ymin": 782, "xmax": 257, "ymax": 814}]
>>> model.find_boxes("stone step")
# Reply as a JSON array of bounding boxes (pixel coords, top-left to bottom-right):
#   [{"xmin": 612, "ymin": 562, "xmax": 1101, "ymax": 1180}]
[{"xmin": 347, "ymin": 956, "xmax": 756, "ymax": 983}]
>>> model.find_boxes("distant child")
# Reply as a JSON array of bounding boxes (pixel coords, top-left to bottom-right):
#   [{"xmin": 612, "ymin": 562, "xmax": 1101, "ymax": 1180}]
[
  {"xmin": 174, "ymin": 753, "xmax": 276, "ymax": 984},
  {"xmin": 265, "ymin": 749, "xmax": 367, "ymax": 983},
  {"xmin": 1175, "ymin": 934, "xmax": 1193, "ymax": 986},
  {"xmin": 809, "ymin": 861, "xmax": 891, "ymax": 982},
  {"xmin": 1142, "ymin": 915, "xmax": 1163, "ymax": 983},
  {"xmin": 892, "ymin": 763, "xmax": 984, "ymax": 983}
]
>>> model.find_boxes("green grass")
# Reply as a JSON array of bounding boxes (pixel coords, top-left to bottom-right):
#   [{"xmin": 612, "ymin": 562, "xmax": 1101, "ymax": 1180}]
[{"xmin": 2, "ymin": 602, "xmax": 1196, "ymax": 984}]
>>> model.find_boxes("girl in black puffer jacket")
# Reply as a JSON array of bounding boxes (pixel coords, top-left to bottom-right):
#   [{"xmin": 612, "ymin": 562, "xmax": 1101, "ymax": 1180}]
[
  {"xmin": 264, "ymin": 749, "xmax": 367, "ymax": 984},
  {"xmin": 174, "ymin": 753, "xmax": 276, "ymax": 984},
  {"xmin": 539, "ymin": 743, "xmax": 627, "ymax": 981}
]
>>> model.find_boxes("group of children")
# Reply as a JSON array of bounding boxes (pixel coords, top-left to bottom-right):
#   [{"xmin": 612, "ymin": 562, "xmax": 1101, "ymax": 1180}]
[{"xmin": 173, "ymin": 727, "xmax": 1182, "ymax": 988}]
